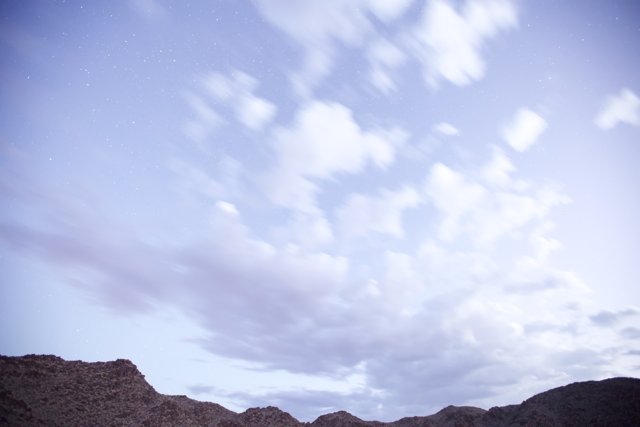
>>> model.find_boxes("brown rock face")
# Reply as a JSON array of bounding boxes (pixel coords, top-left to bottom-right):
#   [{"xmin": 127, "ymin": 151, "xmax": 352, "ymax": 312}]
[
  {"xmin": 482, "ymin": 377, "xmax": 640, "ymax": 426},
  {"xmin": 310, "ymin": 410, "xmax": 384, "ymax": 426},
  {"xmin": 1, "ymin": 354, "xmax": 639, "ymax": 426},
  {"xmin": 0, "ymin": 354, "xmax": 238, "ymax": 426},
  {"xmin": 239, "ymin": 406, "xmax": 301, "ymax": 427}
]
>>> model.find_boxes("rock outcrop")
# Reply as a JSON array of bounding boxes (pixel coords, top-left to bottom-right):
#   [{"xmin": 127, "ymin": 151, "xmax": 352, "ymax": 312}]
[{"xmin": 1, "ymin": 354, "xmax": 639, "ymax": 426}]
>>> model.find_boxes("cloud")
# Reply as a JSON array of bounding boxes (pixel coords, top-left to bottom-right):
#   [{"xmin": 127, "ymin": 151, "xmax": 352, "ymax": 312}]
[
  {"xmin": 270, "ymin": 213, "xmax": 334, "ymax": 250},
  {"xmin": 528, "ymin": 222, "xmax": 562, "ymax": 262},
  {"xmin": 367, "ymin": 0, "xmax": 415, "ymax": 22},
  {"xmin": 203, "ymin": 70, "xmax": 277, "ymax": 131},
  {"xmin": 0, "ymin": 146, "xmax": 630, "ymax": 423},
  {"xmin": 182, "ymin": 93, "xmax": 223, "ymax": 144},
  {"xmin": 501, "ymin": 108, "xmax": 547, "ymax": 152},
  {"xmin": 0, "ymin": 167, "xmax": 630, "ymax": 422},
  {"xmin": 216, "ymin": 200, "xmax": 239, "ymax": 216},
  {"xmin": 595, "ymin": 88, "xmax": 640, "ymax": 130},
  {"xmin": 409, "ymin": 0, "xmax": 518, "ymax": 87},
  {"xmin": 480, "ymin": 146, "xmax": 529, "ymax": 190},
  {"xmin": 425, "ymin": 162, "xmax": 487, "ymax": 242},
  {"xmin": 183, "ymin": 70, "xmax": 276, "ymax": 142},
  {"xmin": 335, "ymin": 186, "xmax": 422, "ymax": 239},
  {"xmin": 188, "ymin": 384, "xmax": 215, "ymax": 395},
  {"xmin": 254, "ymin": 0, "xmax": 414, "ymax": 96},
  {"xmin": 262, "ymin": 101, "xmax": 407, "ymax": 213},
  {"xmin": 589, "ymin": 308, "xmax": 639, "ymax": 327},
  {"xmin": 621, "ymin": 327, "xmax": 640, "ymax": 339},
  {"xmin": 433, "ymin": 121, "xmax": 460, "ymax": 136},
  {"xmin": 367, "ymin": 38, "xmax": 407, "ymax": 94},
  {"xmin": 3, "ymin": 1, "xmax": 639, "ymax": 422},
  {"xmin": 425, "ymin": 151, "xmax": 568, "ymax": 245},
  {"xmin": 345, "ymin": 244, "xmax": 599, "ymax": 419},
  {"xmin": 0, "ymin": 189, "xmax": 353, "ymax": 371},
  {"xmin": 237, "ymin": 96, "xmax": 277, "ymax": 131},
  {"xmin": 481, "ymin": 146, "xmax": 516, "ymax": 187}
]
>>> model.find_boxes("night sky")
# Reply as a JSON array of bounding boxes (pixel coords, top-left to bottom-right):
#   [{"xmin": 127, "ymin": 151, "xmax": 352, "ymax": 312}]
[{"xmin": 1, "ymin": 0, "xmax": 639, "ymax": 422}]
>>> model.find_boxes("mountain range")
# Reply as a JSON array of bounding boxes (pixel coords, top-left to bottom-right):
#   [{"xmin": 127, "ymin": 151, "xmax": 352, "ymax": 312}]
[{"xmin": 1, "ymin": 354, "xmax": 639, "ymax": 426}]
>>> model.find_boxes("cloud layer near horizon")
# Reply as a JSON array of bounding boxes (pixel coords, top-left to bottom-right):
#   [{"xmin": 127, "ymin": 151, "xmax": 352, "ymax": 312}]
[{"xmin": 2, "ymin": 138, "xmax": 636, "ymax": 419}]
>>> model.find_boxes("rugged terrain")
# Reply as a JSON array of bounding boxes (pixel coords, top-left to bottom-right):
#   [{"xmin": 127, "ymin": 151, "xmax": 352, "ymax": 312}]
[{"xmin": 1, "ymin": 354, "xmax": 639, "ymax": 426}]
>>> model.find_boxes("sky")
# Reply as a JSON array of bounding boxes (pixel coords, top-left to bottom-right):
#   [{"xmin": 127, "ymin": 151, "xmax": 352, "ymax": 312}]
[{"xmin": 1, "ymin": 0, "xmax": 639, "ymax": 422}]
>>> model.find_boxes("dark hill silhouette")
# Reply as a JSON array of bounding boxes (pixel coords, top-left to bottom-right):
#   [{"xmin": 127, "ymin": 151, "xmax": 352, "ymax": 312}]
[{"xmin": 1, "ymin": 354, "xmax": 639, "ymax": 426}]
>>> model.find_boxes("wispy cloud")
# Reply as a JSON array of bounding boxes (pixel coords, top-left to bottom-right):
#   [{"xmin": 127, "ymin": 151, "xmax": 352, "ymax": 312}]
[
  {"xmin": 182, "ymin": 70, "xmax": 277, "ymax": 145},
  {"xmin": 595, "ymin": 88, "xmax": 640, "ymax": 130},
  {"xmin": 481, "ymin": 146, "xmax": 518, "ymax": 188},
  {"xmin": 254, "ymin": 0, "xmax": 414, "ymax": 96},
  {"xmin": 433, "ymin": 122, "xmax": 460, "ymax": 136},
  {"xmin": 203, "ymin": 70, "xmax": 277, "ymax": 131},
  {"xmin": 367, "ymin": 38, "xmax": 407, "ymax": 94},
  {"xmin": 409, "ymin": 0, "xmax": 518, "ymax": 87},
  {"xmin": 182, "ymin": 93, "xmax": 223, "ymax": 144}
]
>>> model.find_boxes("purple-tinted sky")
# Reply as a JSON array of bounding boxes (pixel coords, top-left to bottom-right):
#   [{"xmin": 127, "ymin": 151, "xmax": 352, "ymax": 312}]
[{"xmin": 1, "ymin": 0, "xmax": 640, "ymax": 422}]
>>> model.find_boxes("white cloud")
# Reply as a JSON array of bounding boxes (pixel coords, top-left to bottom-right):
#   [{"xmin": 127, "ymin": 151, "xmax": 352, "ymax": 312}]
[
  {"xmin": 502, "ymin": 108, "xmax": 547, "ymax": 152},
  {"xmin": 380, "ymin": 250, "xmax": 425, "ymax": 314},
  {"xmin": 425, "ymin": 162, "xmax": 487, "ymax": 242},
  {"xmin": 254, "ymin": 1, "xmax": 369, "ymax": 49},
  {"xmin": 203, "ymin": 70, "xmax": 276, "ymax": 131},
  {"xmin": 481, "ymin": 146, "xmax": 529, "ymax": 190},
  {"xmin": 595, "ymin": 88, "xmax": 640, "ymax": 130},
  {"xmin": 529, "ymin": 222, "xmax": 562, "ymax": 262},
  {"xmin": 409, "ymin": 0, "xmax": 518, "ymax": 87},
  {"xmin": 417, "ymin": 240, "xmax": 496, "ymax": 289},
  {"xmin": 254, "ymin": 0, "xmax": 414, "ymax": 96},
  {"xmin": 204, "ymin": 72, "xmax": 234, "ymax": 100},
  {"xmin": 367, "ymin": 38, "xmax": 407, "ymax": 94},
  {"xmin": 481, "ymin": 146, "xmax": 515, "ymax": 187},
  {"xmin": 236, "ymin": 95, "xmax": 277, "ymax": 131},
  {"xmin": 433, "ymin": 121, "xmax": 460, "ymax": 136},
  {"xmin": 263, "ymin": 101, "xmax": 407, "ymax": 213},
  {"xmin": 216, "ymin": 200, "xmax": 239, "ymax": 216},
  {"xmin": 473, "ymin": 189, "xmax": 565, "ymax": 245},
  {"xmin": 367, "ymin": 0, "xmax": 415, "ymax": 22},
  {"xmin": 254, "ymin": 1, "xmax": 368, "ymax": 97},
  {"xmin": 425, "ymin": 152, "xmax": 568, "ymax": 246},
  {"xmin": 335, "ymin": 186, "xmax": 422, "ymax": 239}
]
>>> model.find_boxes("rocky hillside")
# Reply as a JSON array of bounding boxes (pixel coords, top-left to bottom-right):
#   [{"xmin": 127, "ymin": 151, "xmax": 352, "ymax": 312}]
[{"xmin": 1, "ymin": 354, "xmax": 639, "ymax": 426}]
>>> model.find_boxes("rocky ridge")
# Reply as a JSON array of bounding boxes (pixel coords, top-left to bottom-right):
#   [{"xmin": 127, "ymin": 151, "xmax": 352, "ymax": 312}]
[{"xmin": 1, "ymin": 354, "xmax": 639, "ymax": 426}]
